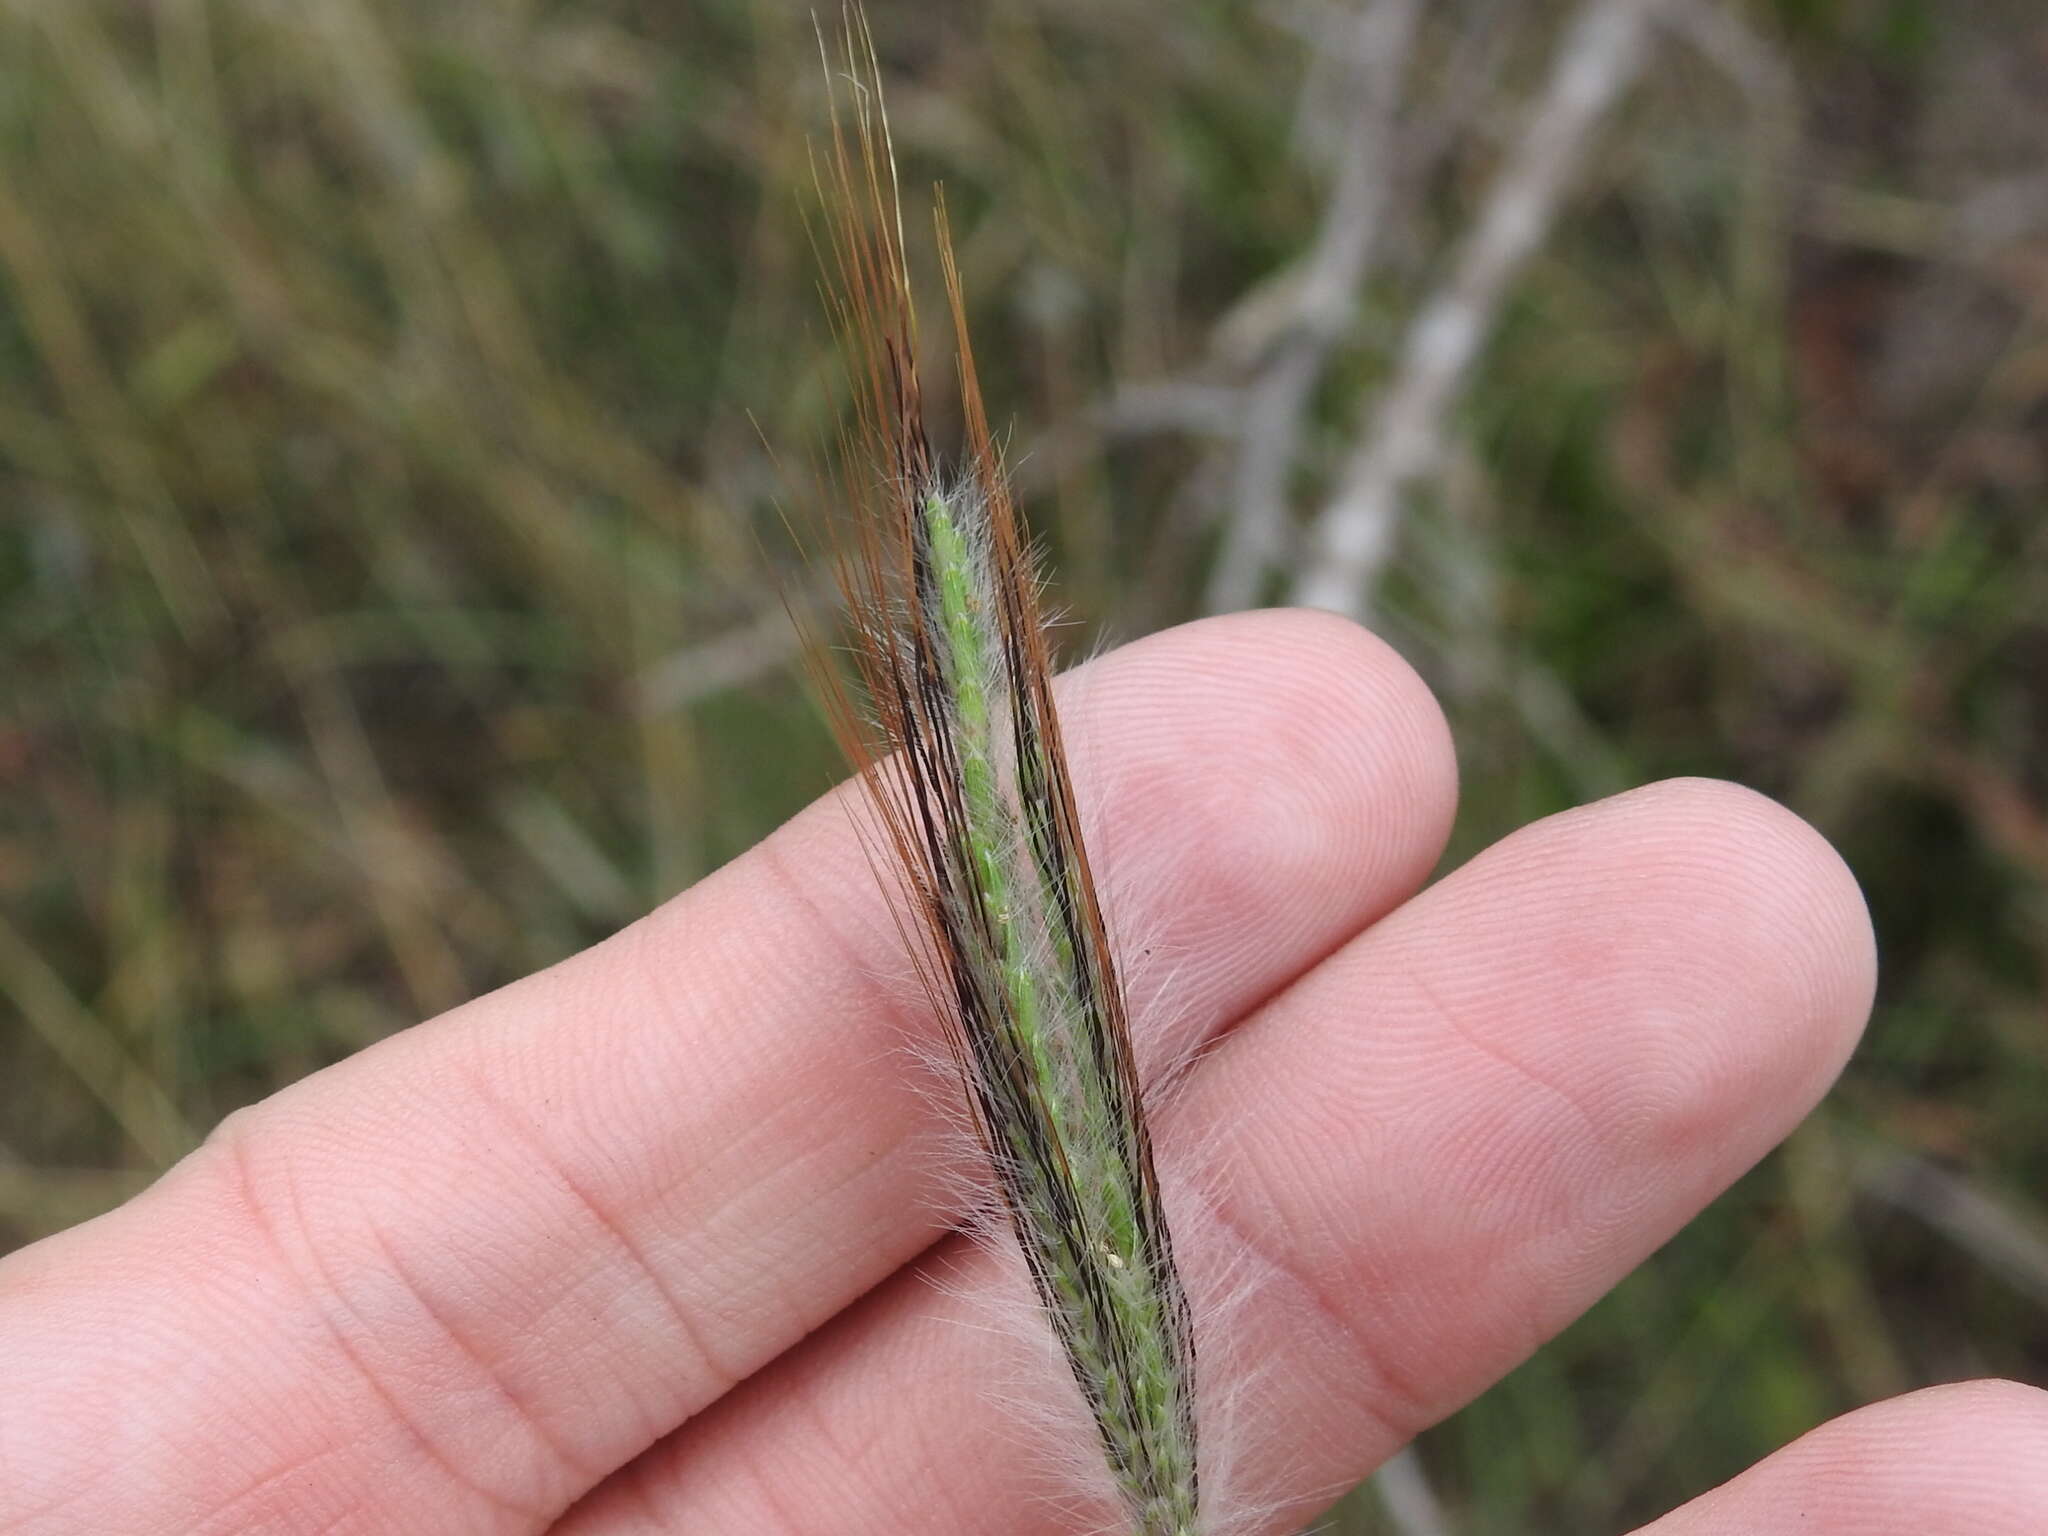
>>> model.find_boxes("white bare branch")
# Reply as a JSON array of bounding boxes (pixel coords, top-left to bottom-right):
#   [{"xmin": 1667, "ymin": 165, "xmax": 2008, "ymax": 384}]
[
  {"xmin": 1206, "ymin": 0, "xmax": 1424, "ymax": 613},
  {"xmin": 1291, "ymin": 0, "xmax": 1674, "ymax": 619}
]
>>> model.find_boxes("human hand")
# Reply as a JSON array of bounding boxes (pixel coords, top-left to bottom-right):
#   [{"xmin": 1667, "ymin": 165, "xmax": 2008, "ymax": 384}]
[{"xmin": 3, "ymin": 611, "xmax": 2040, "ymax": 1534}]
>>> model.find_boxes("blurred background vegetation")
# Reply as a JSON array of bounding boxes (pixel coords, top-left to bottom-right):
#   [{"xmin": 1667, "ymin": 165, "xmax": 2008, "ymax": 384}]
[{"xmin": 2, "ymin": 0, "xmax": 2044, "ymax": 1529}]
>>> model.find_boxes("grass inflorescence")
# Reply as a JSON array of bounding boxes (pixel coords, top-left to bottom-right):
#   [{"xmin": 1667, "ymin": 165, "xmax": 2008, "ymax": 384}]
[{"xmin": 808, "ymin": 18, "xmax": 1200, "ymax": 1533}]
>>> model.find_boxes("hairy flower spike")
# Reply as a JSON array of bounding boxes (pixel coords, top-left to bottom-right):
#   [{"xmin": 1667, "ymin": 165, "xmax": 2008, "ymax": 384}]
[{"xmin": 807, "ymin": 14, "xmax": 1201, "ymax": 1533}]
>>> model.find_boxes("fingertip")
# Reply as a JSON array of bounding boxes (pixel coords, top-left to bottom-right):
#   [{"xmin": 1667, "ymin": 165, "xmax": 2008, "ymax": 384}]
[
  {"xmin": 1073, "ymin": 608, "xmax": 1458, "ymax": 950},
  {"xmin": 1644, "ymin": 1379, "xmax": 2048, "ymax": 1533},
  {"xmin": 1178, "ymin": 767, "xmax": 1889, "ymax": 1470},
  {"xmin": 1562, "ymin": 776, "xmax": 1878, "ymax": 1106}
]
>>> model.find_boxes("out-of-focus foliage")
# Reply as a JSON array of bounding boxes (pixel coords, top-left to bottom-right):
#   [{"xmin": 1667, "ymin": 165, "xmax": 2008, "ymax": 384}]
[{"xmin": 1, "ymin": 1, "xmax": 2043, "ymax": 1529}]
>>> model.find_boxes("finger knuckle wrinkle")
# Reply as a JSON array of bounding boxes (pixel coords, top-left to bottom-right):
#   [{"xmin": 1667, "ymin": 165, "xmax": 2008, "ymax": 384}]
[
  {"xmin": 1200, "ymin": 1183, "xmax": 1425, "ymax": 1448},
  {"xmin": 194, "ymin": 1112, "xmax": 564, "ymax": 1527}
]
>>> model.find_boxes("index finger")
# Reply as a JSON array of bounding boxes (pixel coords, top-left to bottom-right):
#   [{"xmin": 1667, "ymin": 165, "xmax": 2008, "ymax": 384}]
[{"xmin": 0, "ymin": 609, "xmax": 1456, "ymax": 1536}]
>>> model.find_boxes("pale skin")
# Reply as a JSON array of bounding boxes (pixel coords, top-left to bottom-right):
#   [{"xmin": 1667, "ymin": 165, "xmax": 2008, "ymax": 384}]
[{"xmin": 3, "ymin": 610, "xmax": 2043, "ymax": 1535}]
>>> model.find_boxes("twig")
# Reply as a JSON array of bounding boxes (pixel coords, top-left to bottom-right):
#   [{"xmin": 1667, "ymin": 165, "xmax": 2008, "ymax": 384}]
[
  {"xmin": 1853, "ymin": 1139, "xmax": 2048, "ymax": 1313},
  {"xmin": 1099, "ymin": 380, "xmax": 1248, "ymax": 440},
  {"xmin": 631, "ymin": 584, "xmax": 824, "ymax": 715},
  {"xmin": 1663, "ymin": 0, "xmax": 1794, "ymax": 111},
  {"xmin": 1375, "ymin": 1445, "xmax": 1454, "ymax": 1536},
  {"xmin": 1291, "ymin": 0, "xmax": 1673, "ymax": 619},
  {"xmin": 1205, "ymin": 0, "xmax": 1424, "ymax": 613}
]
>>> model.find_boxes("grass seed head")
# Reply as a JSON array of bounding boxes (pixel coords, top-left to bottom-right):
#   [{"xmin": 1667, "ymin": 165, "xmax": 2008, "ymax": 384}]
[{"xmin": 807, "ymin": 12, "xmax": 1203, "ymax": 1532}]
